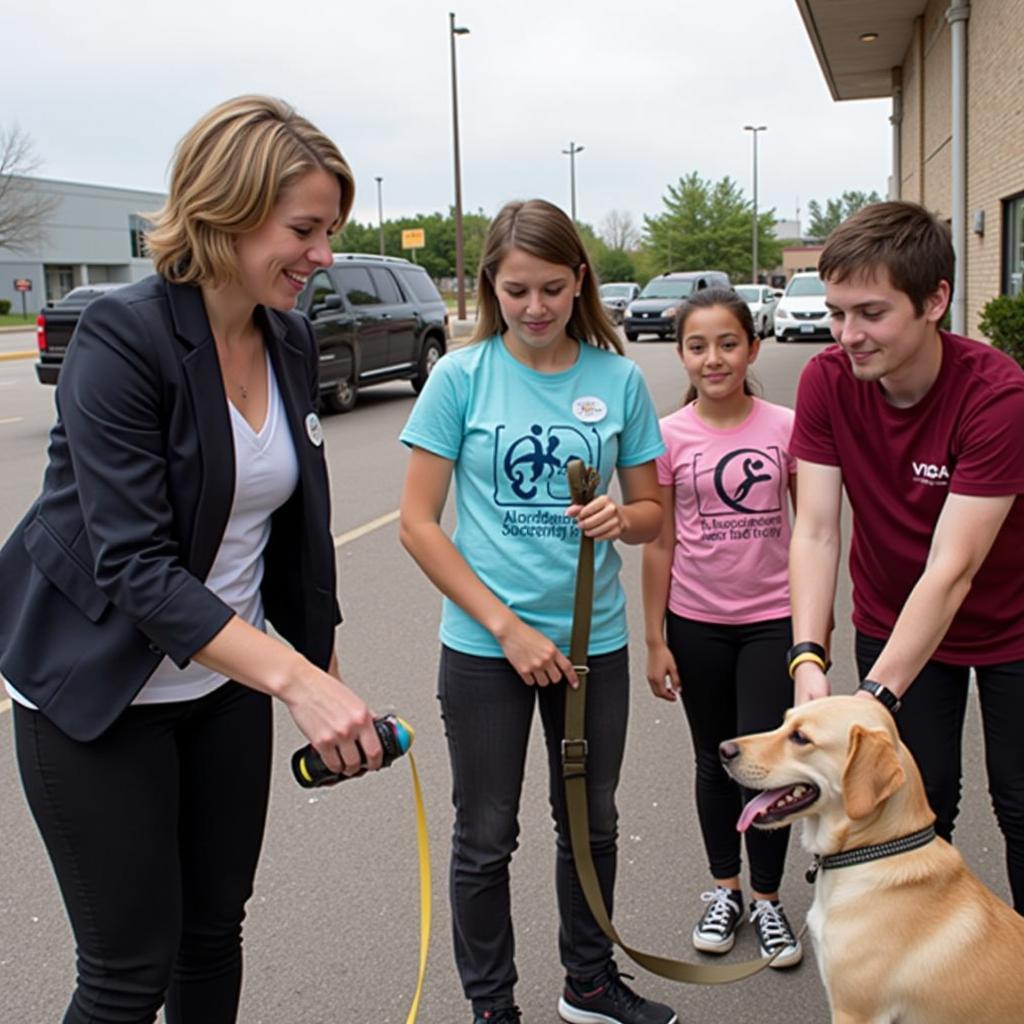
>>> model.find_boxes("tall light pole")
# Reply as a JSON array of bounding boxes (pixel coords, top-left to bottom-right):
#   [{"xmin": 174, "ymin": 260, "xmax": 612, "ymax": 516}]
[
  {"xmin": 449, "ymin": 12, "xmax": 470, "ymax": 320},
  {"xmin": 374, "ymin": 176, "xmax": 384, "ymax": 256},
  {"xmin": 562, "ymin": 141, "xmax": 584, "ymax": 222},
  {"xmin": 744, "ymin": 125, "xmax": 766, "ymax": 283}
]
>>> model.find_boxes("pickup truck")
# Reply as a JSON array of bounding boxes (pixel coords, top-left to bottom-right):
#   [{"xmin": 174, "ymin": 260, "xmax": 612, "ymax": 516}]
[{"xmin": 35, "ymin": 283, "xmax": 130, "ymax": 385}]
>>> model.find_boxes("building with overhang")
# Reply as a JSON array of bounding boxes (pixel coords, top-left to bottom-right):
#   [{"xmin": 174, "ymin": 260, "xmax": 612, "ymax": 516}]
[
  {"xmin": 795, "ymin": 0, "xmax": 1023, "ymax": 337},
  {"xmin": 0, "ymin": 176, "xmax": 162, "ymax": 315}
]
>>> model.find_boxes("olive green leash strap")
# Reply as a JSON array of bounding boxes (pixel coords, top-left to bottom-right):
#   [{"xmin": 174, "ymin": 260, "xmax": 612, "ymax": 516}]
[{"xmin": 562, "ymin": 459, "xmax": 800, "ymax": 984}]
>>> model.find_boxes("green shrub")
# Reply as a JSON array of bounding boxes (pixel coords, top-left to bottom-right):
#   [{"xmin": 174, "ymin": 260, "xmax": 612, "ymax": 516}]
[
  {"xmin": 0, "ymin": 299, "xmax": 10, "ymax": 315},
  {"xmin": 979, "ymin": 292, "xmax": 1024, "ymax": 368}
]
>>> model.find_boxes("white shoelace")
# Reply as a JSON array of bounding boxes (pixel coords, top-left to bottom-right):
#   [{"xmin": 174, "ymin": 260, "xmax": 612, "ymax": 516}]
[
  {"xmin": 749, "ymin": 899, "xmax": 796, "ymax": 951},
  {"xmin": 697, "ymin": 887, "xmax": 740, "ymax": 936}
]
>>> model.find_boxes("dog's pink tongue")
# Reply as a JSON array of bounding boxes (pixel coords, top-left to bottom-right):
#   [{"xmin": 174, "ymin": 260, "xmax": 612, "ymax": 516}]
[{"xmin": 736, "ymin": 788, "xmax": 788, "ymax": 832}]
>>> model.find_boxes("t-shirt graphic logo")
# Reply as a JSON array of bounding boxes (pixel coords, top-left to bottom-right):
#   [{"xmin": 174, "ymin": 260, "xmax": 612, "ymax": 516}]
[
  {"xmin": 493, "ymin": 423, "xmax": 602, "ymax": 506},
  {"xmin": 911, "ymin": 460, "xmax": 950, "ymax": 485},
  {"xmin": 694, "ymin": 446, "xmax": 785, "ymax": 516}
]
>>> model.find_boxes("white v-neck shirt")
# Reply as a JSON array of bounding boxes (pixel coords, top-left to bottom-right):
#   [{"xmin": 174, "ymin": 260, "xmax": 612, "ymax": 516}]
[{"xmin": 132, "ymin": 352, "xmax": 300, "ymax": 703}]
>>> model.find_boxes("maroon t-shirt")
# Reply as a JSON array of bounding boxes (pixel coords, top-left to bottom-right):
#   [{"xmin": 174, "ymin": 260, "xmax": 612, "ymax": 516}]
[{"xmin": 791, "ymin": 332, "xmax": 1024, "ymax": 665}]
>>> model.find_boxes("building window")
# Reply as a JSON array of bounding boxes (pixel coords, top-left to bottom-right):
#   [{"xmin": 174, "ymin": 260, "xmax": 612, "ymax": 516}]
[
  {"xmin": 1004, "ymin": 193, "xmax": 1024, "ymax": 297},
  {"xmin": 129, "ymin": 214, "xmax": 150, "ymax": 259}
]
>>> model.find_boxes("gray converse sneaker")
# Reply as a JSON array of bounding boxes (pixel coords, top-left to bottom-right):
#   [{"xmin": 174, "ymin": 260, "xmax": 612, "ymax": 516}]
[
  {"xmin": 692, "ymin": 886, "xmax": 744, "ymax": 953},
  {"xmin": 749, "ymin": 899, "xmax": 803, "ymax": 968}
]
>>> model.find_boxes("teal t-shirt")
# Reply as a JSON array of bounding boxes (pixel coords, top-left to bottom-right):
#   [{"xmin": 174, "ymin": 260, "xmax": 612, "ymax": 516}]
[{"xmin": 400, "ymin": 335, "xmax": 665, "ymax": 657}]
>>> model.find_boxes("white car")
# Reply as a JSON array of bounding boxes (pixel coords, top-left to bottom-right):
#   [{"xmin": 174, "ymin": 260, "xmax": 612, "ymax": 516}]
[
  {"xmin": 774, "ymin": 271, "xmax": 832, "ymax": 342},
  {"xmin": 599, "ymin": 282, "xmax": 640, "ymax": 325},
  {"xmin": 734, "ymin": 284, "xmax": 777, "ymax": 339}
]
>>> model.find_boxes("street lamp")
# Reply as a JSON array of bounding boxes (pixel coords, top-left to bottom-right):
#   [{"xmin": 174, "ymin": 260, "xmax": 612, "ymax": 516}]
[
  {"xmin": 449, "ymin": 12, "xmax": 470, "ymax": 320},
  {"xmin": 744, "ymin": 125, "xmax": 766, "ymax": 283},
  {"xmin": 562, "ymin": 141, "xmax": 584, "ymax": 222},
  {"xmin": 375, "ymin": 176, "xmax": 384, "ymax": 256}
]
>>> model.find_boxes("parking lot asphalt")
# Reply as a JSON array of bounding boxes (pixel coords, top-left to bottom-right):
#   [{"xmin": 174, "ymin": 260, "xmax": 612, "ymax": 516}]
[{"xmin": 0, "ymin": 334, "xmax": 1012, "ymax": 1023}]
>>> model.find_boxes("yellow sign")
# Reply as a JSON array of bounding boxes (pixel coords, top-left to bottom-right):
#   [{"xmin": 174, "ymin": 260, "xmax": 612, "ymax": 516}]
[{"xmin": 402, "ymin": 228, "xmax": 425, "ymax": 250}]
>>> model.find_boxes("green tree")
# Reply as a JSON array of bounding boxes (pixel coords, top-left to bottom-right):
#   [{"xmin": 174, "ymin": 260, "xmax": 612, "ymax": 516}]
[
  {"xmin": 638, "ymin": 171, "xmax": 780, "ymax": 283},
  {"xmin": 805, "ymin": 189, "xmax": 883, "ymax": 241},
  {"xmin": 333, "ymin": 208, "xmax": 491, "ymax": 283}
]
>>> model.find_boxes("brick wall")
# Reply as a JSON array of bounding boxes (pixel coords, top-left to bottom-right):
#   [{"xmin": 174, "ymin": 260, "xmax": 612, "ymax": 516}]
[
  {"xmin": 899, "ymin": 0, "xmax": 1024, "ymax": 337},
  {"xmin": 965, "ymin": 0, "xmax": 1024, "ymax": 335}
]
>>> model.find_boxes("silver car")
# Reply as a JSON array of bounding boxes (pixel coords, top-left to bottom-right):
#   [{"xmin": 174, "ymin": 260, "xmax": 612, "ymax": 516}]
[
  {"xmin": 734, "ymin": 284, "xmax": 778, "ymax": 339},
  {"xmin": 599, "ymin": 282, "xmax": 640, "ymax": 325}
]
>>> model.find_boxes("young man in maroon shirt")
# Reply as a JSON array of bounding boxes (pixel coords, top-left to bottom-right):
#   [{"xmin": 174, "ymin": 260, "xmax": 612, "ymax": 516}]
[{"xmin": 788, "ymin": 200, "xmax": 1024, "ymax": 912}]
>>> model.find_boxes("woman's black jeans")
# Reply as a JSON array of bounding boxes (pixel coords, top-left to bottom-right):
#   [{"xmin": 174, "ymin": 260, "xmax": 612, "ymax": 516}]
[
  {"xmin": 13, "ymin": 681, "xmax": 272, "ymax": 1023},
  {"xmin": 438, "ymin": 645, "xmax": 629, "ymax": 1014},
  {"xmin": 856, "ymin": 631, "xmax": 1024, "ymax": 913}
]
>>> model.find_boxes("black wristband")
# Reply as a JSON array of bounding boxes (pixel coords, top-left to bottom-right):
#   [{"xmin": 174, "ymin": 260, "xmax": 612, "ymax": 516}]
[
  {"xmin": 786, "ymin": 641, "xmax": 831, "ymax": 672},
  {"xmin": 859, "ymin": 679, "xmax": 902, "ymax": 714}
]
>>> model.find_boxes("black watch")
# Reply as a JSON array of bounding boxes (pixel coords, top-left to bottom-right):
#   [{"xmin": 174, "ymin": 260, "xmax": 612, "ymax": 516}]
[{"xmin": 858, "ymin": 679, "xmax": 902, "ymax": 714}]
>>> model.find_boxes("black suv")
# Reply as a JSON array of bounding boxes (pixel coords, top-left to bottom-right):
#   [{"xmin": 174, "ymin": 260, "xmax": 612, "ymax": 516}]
[
  {"xmin": 623, "ymin": 270, "xmax": 732, "ymax": 341},
  {"xmin": 298, "ymin": 254, "xmax": 449, "ymax": 413}
]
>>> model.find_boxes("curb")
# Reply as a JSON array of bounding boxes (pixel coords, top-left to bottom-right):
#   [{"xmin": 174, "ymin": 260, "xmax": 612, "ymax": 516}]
[
  {"xmin": 0, "ymin": 324, "xmax": 36, "ymax": 334},
  {"xmin": 0, "ymin": 350, "xmax": 35, "ymax": 362}
]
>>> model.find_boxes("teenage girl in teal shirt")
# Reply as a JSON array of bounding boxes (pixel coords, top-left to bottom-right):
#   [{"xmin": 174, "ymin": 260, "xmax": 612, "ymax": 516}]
[{"xmin": 399, "ymin": 199, "xmax": 676, "ymax": 1024}]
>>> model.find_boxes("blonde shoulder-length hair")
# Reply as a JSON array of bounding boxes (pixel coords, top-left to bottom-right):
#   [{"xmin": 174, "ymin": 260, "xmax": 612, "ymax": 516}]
[
  {"xmin": 144, "ymin": 95, "xmax": 355, "ymax": 286},
  {"xmin": 470, "ymin": 199, "xmax": 623, "ymax": 354}
]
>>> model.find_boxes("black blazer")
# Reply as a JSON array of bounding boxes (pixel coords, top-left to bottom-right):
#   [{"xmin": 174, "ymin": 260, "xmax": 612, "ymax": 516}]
[{"xmin": 0, "ymin": 276, "xmax": 340, "ymax": 741}]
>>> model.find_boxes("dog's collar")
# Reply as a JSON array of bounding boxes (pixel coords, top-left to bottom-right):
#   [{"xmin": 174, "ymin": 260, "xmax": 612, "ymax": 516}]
[{"xmin": 806, "ymin": 824, "xmax": 937, "ymax": 883}]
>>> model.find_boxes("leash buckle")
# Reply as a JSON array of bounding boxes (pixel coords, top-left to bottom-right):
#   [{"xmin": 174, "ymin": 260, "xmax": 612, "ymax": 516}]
[
  {"xmin": 805, "ymin": 856, "xmax": 822, "ymax": 884},
  {"xmin": 561, "ymin": 738, "xmax": 588, "ymax": 779}
]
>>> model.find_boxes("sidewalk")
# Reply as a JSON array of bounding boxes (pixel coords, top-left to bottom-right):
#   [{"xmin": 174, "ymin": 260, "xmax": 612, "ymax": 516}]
[{"xmin": 0, "ymin": 327, "xmax": 35, "ymax": 361}]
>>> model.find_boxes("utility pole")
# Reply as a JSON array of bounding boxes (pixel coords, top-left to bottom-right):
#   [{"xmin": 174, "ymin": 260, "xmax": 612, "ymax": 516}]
[
  {"xmin": 744, "ymin": 125, "xmax": 766, "ymax": 282},
  {"xmin": 561, "ymin": 141, "xmax": 584, "ymax": 222},
  {"xmin": 375, "ymin": 176, "xmax": 384, "ymax": 256},
  {"xmin": 449, "ymin": 12, "xmax": 470, "ymax": 319}
]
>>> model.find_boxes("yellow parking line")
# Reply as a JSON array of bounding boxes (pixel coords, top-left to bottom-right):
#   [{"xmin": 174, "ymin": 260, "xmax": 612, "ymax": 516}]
[
  {"xmin": 0, "ymin": 510, "xmax": 401, "ymax": 717},
  {"xmin": 0, "ymin": 350, "xmax": 35, "ymax": 362},
  {"xmin": 1, "ymin": 417, "xmax": 24, "ymax": 425}
]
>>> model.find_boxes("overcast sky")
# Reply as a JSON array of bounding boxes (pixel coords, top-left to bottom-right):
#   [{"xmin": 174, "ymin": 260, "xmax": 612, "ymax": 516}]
[{"xmin": 4, "ymin": 0, "xmax": 892, "ymax": 237}]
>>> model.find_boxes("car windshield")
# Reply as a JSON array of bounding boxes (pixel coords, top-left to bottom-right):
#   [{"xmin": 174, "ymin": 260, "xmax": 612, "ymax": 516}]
[
  {"xmin": 639, "ymin": 279, "xmax": 695, "ymax": 299},
  {"xmin": 600, "ymin": 284, "xmax": 634, "ymax": 297},
  {"xmin": 786, "ymin": 275, "xmax": 825, "ymax": 297},
  {"xmin": 734, "ymin": 286, "xmax": 760, "ymax": 302}
]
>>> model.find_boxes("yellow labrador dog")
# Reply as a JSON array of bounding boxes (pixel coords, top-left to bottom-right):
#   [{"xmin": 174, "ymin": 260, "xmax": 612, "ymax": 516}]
[{"xmin": 720, "ymin": 695, "xmax": 1024, "ymax": 1024}]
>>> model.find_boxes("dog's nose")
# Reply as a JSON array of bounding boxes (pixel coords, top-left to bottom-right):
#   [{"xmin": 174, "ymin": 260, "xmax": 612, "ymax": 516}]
[{"xmin": 719, "ymin": 740, "xmax": 740, "ymax": 762}]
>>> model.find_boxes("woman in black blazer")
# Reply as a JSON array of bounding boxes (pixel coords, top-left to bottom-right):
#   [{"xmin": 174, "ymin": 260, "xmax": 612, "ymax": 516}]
[{"xmin": 0, "ymin": 96, "xmax": 381, "ymax": 1024}]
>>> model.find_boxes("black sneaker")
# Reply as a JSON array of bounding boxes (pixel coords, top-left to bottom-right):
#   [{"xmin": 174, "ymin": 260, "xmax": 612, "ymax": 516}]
[
  {"xmin": 749, "ymin": 898, "xmax": 803, "ymax": 968},
  {"xmin": 692, "ymin": 886, "xmax": 743, "ymax": 953},
  {"xmin": 473, "ymin": 1007, "xmax": 521, "ymax": 1023},
  {"xmin": 558, "ymin": 966, "xmax": 677, "ymax": 1024}
]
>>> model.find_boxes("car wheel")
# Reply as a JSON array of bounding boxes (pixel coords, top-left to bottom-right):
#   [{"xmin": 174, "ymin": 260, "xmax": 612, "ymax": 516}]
[
  {"xmin": 625, "ymin": 331, "xmax": 638, "ymax": 342},
  {"xmin": 412, "ymin": 337, "xmax": 444, "ymax": 394},
  {"xmin": 323, "ymin": 374, "xmax": 357, "ymax": 414}
]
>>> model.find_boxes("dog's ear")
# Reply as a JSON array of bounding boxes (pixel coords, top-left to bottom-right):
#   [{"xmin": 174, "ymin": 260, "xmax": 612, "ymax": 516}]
[{"xmin": 841, "ymin": 724, "xmax": 906, "ymax": 820}]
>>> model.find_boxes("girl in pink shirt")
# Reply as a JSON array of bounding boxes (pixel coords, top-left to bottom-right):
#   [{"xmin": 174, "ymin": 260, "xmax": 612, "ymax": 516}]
[{"xmin": 641, "ymin": 287, "xmax": 801, "ymax": 968}]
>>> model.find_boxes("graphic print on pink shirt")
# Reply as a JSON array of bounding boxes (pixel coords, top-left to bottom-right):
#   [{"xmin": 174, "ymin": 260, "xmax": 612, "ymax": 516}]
[{"xmin": 657, "ymin": 399, "xmax": 795, "ymax": 626}]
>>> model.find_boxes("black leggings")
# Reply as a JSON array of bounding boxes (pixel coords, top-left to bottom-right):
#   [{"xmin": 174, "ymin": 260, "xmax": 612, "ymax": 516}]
[
  {"xmin": 13, "ymin": 681, "xmax": 272, "ymax": 1024},
  {"xmin": 666, "ymin": 612, "xmax": 793, "ymax": 895},
  {"xmin": 856, "ymin": 632, "xmax": 1024, "ymax": 913}
]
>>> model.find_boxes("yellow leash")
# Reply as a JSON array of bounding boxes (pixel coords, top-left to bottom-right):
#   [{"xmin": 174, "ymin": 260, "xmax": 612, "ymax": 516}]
[{"xmin": 405, "ymin": 752, "xmax": 432, "ymax": 1024}]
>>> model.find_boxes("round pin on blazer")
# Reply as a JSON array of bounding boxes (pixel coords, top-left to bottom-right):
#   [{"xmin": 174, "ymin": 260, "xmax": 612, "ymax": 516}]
[
  {"xmin": 305, "ymin": 412, "xmax": 324, "ymax": 447},
  {"xmin": 572, "ymin": 396, "xmax": 607, "ymax": 423}
]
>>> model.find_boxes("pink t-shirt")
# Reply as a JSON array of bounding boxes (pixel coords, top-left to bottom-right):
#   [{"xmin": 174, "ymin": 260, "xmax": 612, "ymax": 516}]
[{"xmin": 656, "ymin": 398, "xmax": 796, "ymax": 625}]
